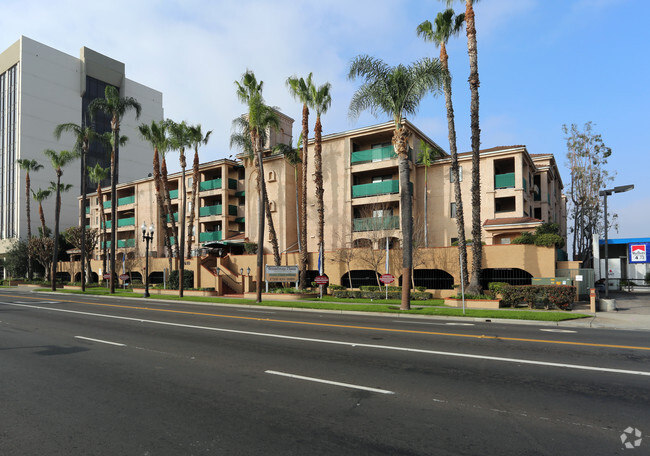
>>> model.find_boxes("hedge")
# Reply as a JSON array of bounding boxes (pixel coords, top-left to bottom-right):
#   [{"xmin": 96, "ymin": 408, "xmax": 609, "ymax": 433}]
[
  {"xmin": 500, "ymin": 284, "xmax": 575, "ymax": 310},
  {"xmin": 332, "ymin": 290, "xmax": 432, "ymax": 300},
  {"xmin": 167, "ymin": 270, "xmax": 194, "ymax": 290}
]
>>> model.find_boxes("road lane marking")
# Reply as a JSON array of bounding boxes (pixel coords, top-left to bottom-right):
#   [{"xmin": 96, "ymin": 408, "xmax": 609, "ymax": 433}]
[
  {"xmin": 75, "ymin": 336, "xmax": 126, "ymax": 346},
  {"xmin": 237, "ymin": 309, "xmax": 276, "ymax": 314},
  {"xmin": 6, "ymin": 302, "xmax": 650, "ymax": 377},
  {"xmin": 265, "ymin": 370, "xmax": 394, "ymax": 394},
  {"xmin": 393, "ymin": 320, "xmax": 475, "ymax": 326},
  {"xmin": 2, "ymin": 297, "xmax": 649, "ymax": 351},
  {"xmin": 540, "ymin": 329, "xmax": 577, "ymax": 333}
]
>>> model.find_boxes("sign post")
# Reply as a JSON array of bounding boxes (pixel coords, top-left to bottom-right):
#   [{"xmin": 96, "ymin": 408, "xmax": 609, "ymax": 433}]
[{"xmin": 380, "ymin": 273, "xmax": 395, "ymax": 300}]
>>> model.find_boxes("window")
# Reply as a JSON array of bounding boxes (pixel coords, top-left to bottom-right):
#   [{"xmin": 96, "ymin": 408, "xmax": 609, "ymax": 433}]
[
  {"xmin": 188, "ymin": 177, "xmax": 193, "ymax": 187},
  {"xmin": 268, "ymin": 170, "xmax": 277, "ymax": 182},
  {"xmin": 450, "ymin": 202, "xmax": 457, "ymax": 218},
  {"xmin": 372, "ymin": 175, "xmax": 392, "ymax": 183},
  {"xmin": 450, "ymin": 166, "xmax": 463, "ymax": 183},
  {"xmin": 500, "ymin": 237, "xmax": 511, "ymax": 245},
  {"xmin": 269, "ymin": 201, "xmax": 277, "ymax": 212}
]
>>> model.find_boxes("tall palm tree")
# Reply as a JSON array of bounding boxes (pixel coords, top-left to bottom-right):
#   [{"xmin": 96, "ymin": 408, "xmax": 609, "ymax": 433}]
[
  {"xmin": 88, "ymin": 163, "xmax": 110, "ymax": 277},
  {"xmin": 186, "ymin": 124, "xmax": 212, "ymax": 260},
  {"xmin": 32, "ymin": 188, "xmax": 51, "ymax": 238},
  {"xmin": 348, "ymin": 55, "xmax": 443, "ymax": 310},
  {"xmin": 235, "ymin": 70, "xmax": 281, "ymax": 302},
  {"xmin": 89, "ymin": 86, "xmax": 141, "ymax": 293},
  {"xmin": 417, "ymin": 8, "xmax": 468, "ymax": 287},
  {"xmin": 44, "ymin": 148, "xmax": 79, "ymax": 290},
  {"xmin": 54, "ymin": 122, "xmax": 100, "ymax": 289},
  {"xmin": 17, "ymin": 159, "xmax": 43, "ymax": 280},
  {"xmin": 309, "ymin": 79, "xmax": 332, "ymax": 278},
  {"xmin": 286, "ymin": 74, "xmax": 314, "ymax": 289},
  {"xmin": 139, "ymin": 120, "xmax": 174, "ymax": 271},
  {"xmin": 168, "ymin": 120, "xmax": 194, "ymax": 297}
]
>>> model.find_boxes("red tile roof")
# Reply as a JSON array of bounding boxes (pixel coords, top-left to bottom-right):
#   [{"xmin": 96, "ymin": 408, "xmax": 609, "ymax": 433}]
[{"xmin": 483, "ymin": 217, "xmax": 543, "ymax": 226}]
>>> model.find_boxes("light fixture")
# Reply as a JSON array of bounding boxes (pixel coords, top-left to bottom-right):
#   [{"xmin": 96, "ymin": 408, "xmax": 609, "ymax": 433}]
[{"xmin": 247, "ymin": 267, "xmax": 251, "ymax": 276}]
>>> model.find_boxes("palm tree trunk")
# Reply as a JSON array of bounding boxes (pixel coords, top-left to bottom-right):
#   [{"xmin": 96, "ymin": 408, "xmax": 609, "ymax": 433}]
[
  {"xmin": 153, "ymin": 149, "xmax": 173, "ymax": 272},
  {"xmin": 423, "ymin": 169, "xmax": 428, "ymax": 248},
  {"xmin": 26, "ymin": 173, "xmax": 33, "ymax": 280},
  {"xmin": 161, "ymin": 158, "xmax": 180, "ymax": 260},
  {"xmin": 80, "ymin": 147, "xmax": 87, "ymax": 290},
  {"xmin": 187, "ymin": 149, "xmax": 199, "ymax": 259},
  {"xmin": 295, "ymin": 166, "xmax": 301, "ymax": 256},
  {"xmin": 39, "ymin": 203, "xmax": 46, "ymax": 239},
  {"xmin": 110, "ymin": 130, "xmax": 118, "ymax": 294},
  {"xmin": 51, "ymin": 174, "xmax": 62, "ymax": 291},
  {"xmin": 179, "ymin": 149, "xmax": 187, "ymax": 298},
  {"xmin": 466, "ymin": 0, "xmax": 483, "ymax": 294},
  {"xmin": 254, "ymin": 133, "xmax": 265, "ymax": 303},
  {"xmin": 314, "ymin": 115, "xmax": 325, "ymax": 275},
  {"xmin": 299, "ymin": 104, "xmax": 309, "ymax": 289},
  {"xmin": 98, "ymin": 185, "xmax": 107, "ymax": 277},
  {"xmin": 394, "ymin": 126, "xmax": 412, "ymax": 310},
  {"xmin": 441, "ymin": 42, "xmax": 469, "ymax": 289}
]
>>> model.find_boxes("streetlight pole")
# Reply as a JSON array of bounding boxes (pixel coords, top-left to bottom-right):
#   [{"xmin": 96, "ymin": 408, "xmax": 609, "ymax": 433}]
[
  {"xmin": 599, "ymin": 184, "xmax": 634, "ymax": 298},
  {"xmin": 141, "ymin": 222, "xmax": 155, "ymax": 298}
]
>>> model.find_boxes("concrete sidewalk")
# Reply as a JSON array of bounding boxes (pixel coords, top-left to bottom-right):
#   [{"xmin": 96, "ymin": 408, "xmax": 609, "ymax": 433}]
[{"xmin": 561, "ymin": 290, "xmax": 650, "ymax": 331}]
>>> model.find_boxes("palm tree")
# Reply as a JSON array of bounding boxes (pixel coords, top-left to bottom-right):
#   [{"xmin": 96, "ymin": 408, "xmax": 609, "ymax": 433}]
[
  {"xmin": 54, "ymin": 122, "xmax": 100, "ymax": 289},
  {"xmin": 417, "ymin": 8, "xmax": 469, "ymax": 287},
  {"xmin": 168, "ymin": 120, "xmax": 194, "ymax": 297},
  {"xmin": 88, "ymin": 163, "xmax": 110, "ymax": 277},
  {"xmin": 17, "ymin": 159, "xmax": 43, "ymax": 280},
  {"xmin": 309, "ymin": 79, "xmax": 332, "ymax": 278},
  {"xmin": 32, "ymin": 188, "xmax": 51, "ymax": 238},
  {"xmin": 139, "ymin": 120, "xmax": 174, "ymax": 271},
  {"xmin": 89, "ymin": 86, "xmax": 141, "ymax": 293},
  {"xmin": 348, "ymin": 55, "xmax": 443, "ymax": 310},
  {"xmin": 417, "ymin": 140, "xmax": 442, "ymax": 248},
  {"xmin": 234, "ymin": 70, "xmax": 281, "ymax": 302},
  {"xmin": 187, "ymin": 125, "xmax": 212, "ymax": 261},
  {"xmin": 44, "ymin": 148, "xmax": 79, "ymax": 290},
  {"xmin": 286, "ymin": 73, "xmax": 314, "ymax": 289}
]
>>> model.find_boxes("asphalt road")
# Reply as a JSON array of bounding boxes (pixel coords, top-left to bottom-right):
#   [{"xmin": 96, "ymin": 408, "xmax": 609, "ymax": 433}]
[{"xmin": 1, "ymin": 289, "xmax": 649, "ymax": 455}]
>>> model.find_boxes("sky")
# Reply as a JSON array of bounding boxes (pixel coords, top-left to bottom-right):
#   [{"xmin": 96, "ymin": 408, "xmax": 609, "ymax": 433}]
[{"xmin": 2, "ymin": 0, "xmax": 648, "ymax": 241}]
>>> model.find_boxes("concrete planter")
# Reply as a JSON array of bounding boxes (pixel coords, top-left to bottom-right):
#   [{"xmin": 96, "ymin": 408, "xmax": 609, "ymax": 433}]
[
  {"xmin": 133, "ymin": 288, "xmax": 218, "ymax": 297},
  {"xmin": 244, "ymin": 292, "xmax": 318, "ymax": 301},
  {"xmin": 444, "ymin": 297, "xmax": 504, "ymax": 309}
]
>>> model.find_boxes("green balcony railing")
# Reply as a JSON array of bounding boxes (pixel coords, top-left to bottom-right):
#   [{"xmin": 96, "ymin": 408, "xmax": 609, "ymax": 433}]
[
  {"xmin": 228, "ymin": 178, "xmax": 238, "ymax": 190},
  {"xmin": 353, "ymin": 216, "xmax": 400, "ymax": 232},
  {"xmin": 494, "ymin": 172, "xmax": 515, "ymax": 189},
  {"xmin": 199, "ymin": 205, "xmax": 222, "ymax": 217},
  {"xmin": 523, "ymin": 178, "xmax": 528, "ymax": 193},
  {"xmin": 199, "ymin": 178, "xmax": 222, "ymax": 191},
  {"xmin": 117, "ymin": 217, "xmax": 135, "ymax": 227},
  {"xmin": 235, "ymin": 217, "xmax": 245, "ymax": 224},
  {"xmin": 169, "ymin": 236, "xmax": 176, "ymax": 245},
  {"xmin": 103, "ymin": 200, "xmax": 111, "ymax": 209},
  {"xmin": 199, "ymin": 231, "xmax": 222, "ymax": 242},
  {"xmin": 85, "ymin": 224, "xmax": 91, "ymax": 229},
  {"xmin": 169, "ymin": 189, "xmax": 178, "ymax": 199},
  {"xmin": 352, "ymin": 180, "xmax": 399, "ymax": 198},
  {"xmin": 117, "ymin": 239, "xmax": 136, "ymax": 248},
  {"xmin": 118, "ymin": 195, "xmax": 135, "ymax": 206},
  {"xmin": 228, "ymin": 205, "xmax": 238, "ymax": 216},
  {"xmin": 101, "ymin": 220, "xmax": 112, "ymax": 229},
  {"xmin": 101, "ymin": 241, "xmax": 111, "ymax": 249},
  {"xmin": 166, "ymin": 212, "xmax": 178, "ymax": 223},
  {"xmin": 85, "ymin": 206, "xmax": 90, "ymax": 214},
  {"xmin": 351, "ymin": 145, "xmax": 396, "ymax": 164},
  {"xmin": 548, "ymin": 193, "xmax": 551, "ymax": 204}
]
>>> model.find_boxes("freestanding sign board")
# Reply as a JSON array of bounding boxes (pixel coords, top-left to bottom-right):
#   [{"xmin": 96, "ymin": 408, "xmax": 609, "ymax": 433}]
[
  {"xmin": 380, "ymin": 274, "xmax": 395, "ymax": 284},
  {"xmin": 629, "ymin": 243, "xmax": 650, "ymax": 263}
]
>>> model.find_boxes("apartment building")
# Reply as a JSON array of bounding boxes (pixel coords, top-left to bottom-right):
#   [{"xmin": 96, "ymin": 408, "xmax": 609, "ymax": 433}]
[
  {"xmin": 83, "ymin": 158, "xmax": 245, "ymax": 276},
  {"xmin": 0, "ymin": 36, "xmax": 163, "ymax": 270}
]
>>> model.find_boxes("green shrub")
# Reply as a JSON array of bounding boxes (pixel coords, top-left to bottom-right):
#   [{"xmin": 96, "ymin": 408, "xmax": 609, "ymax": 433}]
[
  {"xmin": 534, "ymin": 233, "xmax": 565, "ymax": 248},
  {"xmin": 244, "ymin": 242, "xmax": 258, "ymax": 254},
  {"xmin": 331, "ymin": 290, "xmax": 432, "ymax": 300},
  {"xmin": 168, "ymin": 270, "xmax": 194, "ymax": 290},
  {"xmin": 512, "ymin": 232, "xmax": 535, "ymax": 244},
  {"xmin": 500, "ymin": 284, "xmax": 575, "ymax": 310},
  {"xmin": 329, "ymin": 284, "xmax": 345, "ymax": 291},
  {"xmin": 488, "ymin": 282, "xmax": 509, "ymax": 295}
]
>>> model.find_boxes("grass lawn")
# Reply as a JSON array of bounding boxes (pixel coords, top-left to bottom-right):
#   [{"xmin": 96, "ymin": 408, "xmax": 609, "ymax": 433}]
[{"xmin": 35, "ymin": 287, "xmax": 590, "ymax": 322}]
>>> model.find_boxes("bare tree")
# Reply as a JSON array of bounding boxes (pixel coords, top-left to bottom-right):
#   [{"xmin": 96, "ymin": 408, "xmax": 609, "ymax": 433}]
[
  {"xmin": 63, "ymin": 226, "xmax": 99, "ymax": 283},
  {"xmin": 330, "ymin": 229, "xmax": 356, "ymax": 289},
  {"xmin": 564, "ymin": 122, "xmax": 614, "ymax": 267},
  {"xmin": 28, "ymin": 237, "xmax": 55, "ymax": 281}
]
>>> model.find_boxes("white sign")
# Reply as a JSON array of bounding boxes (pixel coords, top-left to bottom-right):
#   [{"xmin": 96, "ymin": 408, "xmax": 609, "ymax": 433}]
[
  {"xmin": 265, "ymin": 265, "xmax": 299, "ymax": 282},
  {"xmin": 575, "ymin": 275, "xmax": 583, "ymax": 282}
]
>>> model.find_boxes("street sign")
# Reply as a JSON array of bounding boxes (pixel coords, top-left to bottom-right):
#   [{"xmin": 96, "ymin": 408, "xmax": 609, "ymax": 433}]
[
  {"xmin": 629, "ymin": 243, "xmax": 650, "ymax": 263},
  {"xmin": 103, "ymin": 274, "xmax": 111, "ymax": 279},
  {"xmin": 119, "ymin": 274, "xmax": 129, "ymax": 281},
  {"xmin": 266, "ymin": 265, "xmax": 299, "ymax": 282},
  {"xmin": 380, "ymin": 274, "xmax": 395, "ymax": 284},
  {"xmin": 314, "ymin": 275, "xmax": 329, "ymax": 285}
]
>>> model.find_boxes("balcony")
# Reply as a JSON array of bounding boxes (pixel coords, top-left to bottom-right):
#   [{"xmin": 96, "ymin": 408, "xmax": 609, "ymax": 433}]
[
  {"xmin": 117, "ymin": 217, "xmax": 135, "ymax": 228},
  {"xmin": 352, "ymin": 180, "xmax": 399, "ymax": 198},
  {"xmin": 199, "ymin": 231, "xmax": 222, "ymax": 242},
  {"xmin": 199, "ymin": 178, "xmax": 222, "ymax": 192},
  {"xmin": 199, "ymin": 205, "xmax": 222, "ymax": 217},
  {"xmin": 118, "ymin": 195, "xmax": 135, "ymax": 206},
  {"xmin": 228, "ymin": 178, "xmax": 238, "ymax": 190},
  {"xmin": 101, "ymin": 220, "xmax": 112, "ymax": 229},
  {"xmin": 228, "ymin": 205, "xmax": 238, "ymax": 216},
  {"xmin": 353, "ymin": 216, "xmax": 400, "ymax": 232},
  {"xmin": 85, "ymin": 206, "xmax": 90, "ymax": 214},
  {"xmin": 235, "ymin": 217, "xmax": 245, "ymax": 224},
  {"xmin": 494, "ymin": 172, "xmax": 515, "ymax": 189},
  {"xmin": 117, "ymin": 239, "xmax": 136, "ymax": 248},
  {"xmin": 103, "ymin": 200, "xmax": 111, "ymax": 209},
  {"xmin": 351, "ymin": 145, "xmax": 396, "ymax": 164},
  {"xmin": 166, "ymin": 212, "xmax": 178, "ymax": 223},
  {"xmin": 169, "ymin": 189, "xmax": 178, "ymax": 199}
]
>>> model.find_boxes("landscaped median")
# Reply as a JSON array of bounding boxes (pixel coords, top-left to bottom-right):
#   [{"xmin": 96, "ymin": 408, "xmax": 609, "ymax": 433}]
[{"xmin": 33, "ymin": 287, "xmax": 591, "ymax": 322}]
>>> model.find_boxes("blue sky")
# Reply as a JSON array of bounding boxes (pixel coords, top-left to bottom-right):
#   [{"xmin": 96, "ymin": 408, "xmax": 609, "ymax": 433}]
[{"xmin": 2, "ymin": 0, "xmax": 647, "ymax": 240}]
